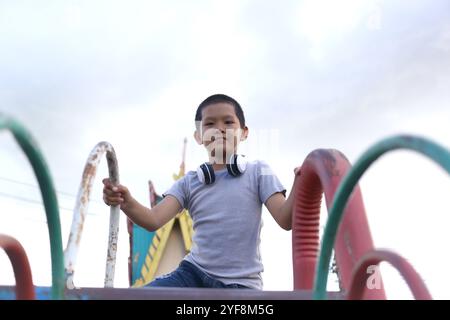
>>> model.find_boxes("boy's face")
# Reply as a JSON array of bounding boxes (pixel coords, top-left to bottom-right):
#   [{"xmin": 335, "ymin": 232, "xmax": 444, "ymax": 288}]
[{"xmin": 194, "ymin": 102, "xmax": 248, "ymax": 163}]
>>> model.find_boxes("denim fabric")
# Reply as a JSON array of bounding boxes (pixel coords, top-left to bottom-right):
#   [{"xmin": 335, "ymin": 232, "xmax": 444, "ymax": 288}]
[{"xmin": 146, "ymin": 260, "xmax": 250, "ymax": 289}]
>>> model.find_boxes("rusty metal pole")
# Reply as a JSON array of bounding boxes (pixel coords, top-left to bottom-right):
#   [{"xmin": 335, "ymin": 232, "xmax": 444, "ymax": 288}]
[
  {"xmin": 64, "ymin": 142, "xmax": 120, "ymax": 289},
  {"xmin": 0, "ymin": 234, "xmax": 35, "ymax": 300}
]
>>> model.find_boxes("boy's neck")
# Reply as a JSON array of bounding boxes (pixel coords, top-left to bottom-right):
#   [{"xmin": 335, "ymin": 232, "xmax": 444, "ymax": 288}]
[
  {"xmin": 209, "ymin": 155, "xmax": 228, "ymax": 171},
  {"xmin": 208, "ymin": 149, "xmax": 237, "ymax": 171},
  {"xmin": 212, "ymin": 163, "xmax": 226, "ymax": 171}
]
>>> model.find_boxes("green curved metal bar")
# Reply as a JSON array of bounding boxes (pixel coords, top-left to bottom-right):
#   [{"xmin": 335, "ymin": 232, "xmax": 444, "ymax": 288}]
[
  {"xmin": 0, "ymin": 114, "xmax": 64, "ymax": 300},
  {"xmin": 313, "ymin": 135, "xmax": 450, "ymax": 300}
]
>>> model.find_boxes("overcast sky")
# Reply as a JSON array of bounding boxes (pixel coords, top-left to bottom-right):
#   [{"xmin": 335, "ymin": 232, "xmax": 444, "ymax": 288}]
[{"xmin": 1, "ymin": 0, "xmax": 450, "ymax": 299}]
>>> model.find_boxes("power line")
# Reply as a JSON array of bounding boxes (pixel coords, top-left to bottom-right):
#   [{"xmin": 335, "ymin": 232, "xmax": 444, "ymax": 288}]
[
  {"xmin": 0, "ymin": 176, "xmax": 74, "ymax": 197},
  {"xmin": 0, "ymin": 175, "xmax": 103, "ymax": 204},
  {"xmin": 0, "ymin": 191, "xmax": 100, "ymax": 217}
]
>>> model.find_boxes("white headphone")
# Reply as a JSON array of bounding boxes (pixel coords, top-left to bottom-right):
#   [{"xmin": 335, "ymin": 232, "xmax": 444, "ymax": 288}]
[{"xmin": 197, "ymin": 154, "xmax": 247, "ymax": 185}]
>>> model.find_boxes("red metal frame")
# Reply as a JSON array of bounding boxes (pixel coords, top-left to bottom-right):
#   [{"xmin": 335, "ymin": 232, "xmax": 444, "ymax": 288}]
[
  {"xmin": 292, "ymin": 149, "xmax": 386, "ymax": 299},
  {"xmin": 0, "ymin": 234, "xmax": 35, "ymax": 299},
  {"xmin": 347, "ymin": 249, "xmax": 431, "ymax": 300}
]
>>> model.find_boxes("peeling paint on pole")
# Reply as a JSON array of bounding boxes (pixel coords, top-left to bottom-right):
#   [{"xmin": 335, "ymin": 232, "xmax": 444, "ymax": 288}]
[{"xmin": 64, "ymin": 141, "xmax": 120, "ymax": 289}]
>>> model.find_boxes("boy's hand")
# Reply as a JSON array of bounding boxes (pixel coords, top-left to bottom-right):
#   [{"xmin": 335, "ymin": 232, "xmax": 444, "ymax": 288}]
[{"xmin": 102, "ymin": 178, "xmax": 133, "ymax": 210}]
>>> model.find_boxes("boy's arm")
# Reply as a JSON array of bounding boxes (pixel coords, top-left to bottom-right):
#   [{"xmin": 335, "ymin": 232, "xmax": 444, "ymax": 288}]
[
  {"xmin": 264, "ymin": 167, "xmax": 301, "ymax": 231},
  {"xmin": 121, "ymin": 195, "xmax": 183, "ymax": 232},
  {"xmin": 103, "ymin": 178, "xmax": 182, "ymax": 232}
]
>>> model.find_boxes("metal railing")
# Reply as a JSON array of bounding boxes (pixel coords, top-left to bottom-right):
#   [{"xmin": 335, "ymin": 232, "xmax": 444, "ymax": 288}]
[
  {"xmin": 0, "ymin": 114, "xmax": 64, "ymax": 299},
  {"xmin": 292, "ymin": 149, "xmax": 385, "ymax": 299},
  {"xmin": 0, "ymin": 234, "xmax": 35, "ymax": 299},
  {"xmin": 314, "ymin": 135, "xmax": 450, "ymax": 299},
  {"xmin": 64, "ymin": 142, "xmax": 120, "ymax": 288}
]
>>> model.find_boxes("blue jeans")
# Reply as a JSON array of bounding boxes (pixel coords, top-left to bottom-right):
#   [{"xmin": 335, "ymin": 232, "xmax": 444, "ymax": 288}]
[{"xmin": 146, "ymin": 260, "xmax": 250, "ymax": 289}]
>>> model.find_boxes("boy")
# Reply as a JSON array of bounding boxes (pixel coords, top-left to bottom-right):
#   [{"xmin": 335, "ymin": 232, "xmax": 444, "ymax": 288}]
[{"xmin": 103, "ymin": 94, "xmax": 299, "ymax": 289}]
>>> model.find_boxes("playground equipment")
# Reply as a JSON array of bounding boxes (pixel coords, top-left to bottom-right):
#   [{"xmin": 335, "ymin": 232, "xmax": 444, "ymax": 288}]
[
  {"xmin": 292, "ymin": 149, "xmax": 385, "ymax": 299},
  {"xmin": 0, "ymin": 115, "xmax": 64, "ymax": 299},
  {"xmin": 64, "ymin": 141, "xmax": 120, "ymax": 289},
  {"xmin": 312, "ymin": 135, "xmax": 450, "ymax": 299},
  {"xmin": 0, "ymin": 234, "xmax": 34, "ymax": 299},
  {"xmin": 1, "ymin": 114, "xmax": 449, "ymax": 299}
]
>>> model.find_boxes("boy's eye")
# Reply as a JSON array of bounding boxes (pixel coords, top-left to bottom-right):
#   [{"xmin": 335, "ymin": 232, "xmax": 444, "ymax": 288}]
[
  {"xmin": 225, "ymin": 121, "xmax": 234, "ymax": 124},
  {"xmin": 205, "ymin": 123, "xmax": 213, "ymax": 126}
]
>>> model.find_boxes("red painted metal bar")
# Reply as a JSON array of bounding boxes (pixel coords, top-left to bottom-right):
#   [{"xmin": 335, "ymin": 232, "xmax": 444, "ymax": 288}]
[
  {"xmin": 347, "ymin": 249, "xmax": 431, "ymax": 300},
  {"xmin": 64, "ymin": 141, "xmax": 120, "ymax": 289},
  {"xmin": 292, "ymin": 149, "xmax": 386, "ymax": 299},
  {"xmin": 0, "ymin": 234, "xmax": 35, "ymax": 299},
  {"xmin": 314, "ymin": 135, "xmax": 450, "ymax": 299}
]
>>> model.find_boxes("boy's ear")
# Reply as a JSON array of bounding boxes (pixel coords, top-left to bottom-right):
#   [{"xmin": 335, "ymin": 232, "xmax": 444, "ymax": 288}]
[
  {"xmin": 240, "ymin": 126, "xmax": 249, "ymax": 141},
  {"xmin": 194, "ymin": 130, "xmax": 202, "ymax": 145}
]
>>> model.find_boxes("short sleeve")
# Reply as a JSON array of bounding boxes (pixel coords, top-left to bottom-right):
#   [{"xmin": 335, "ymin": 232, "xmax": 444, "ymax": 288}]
[
  {"xmin": 258, "ymin": 161, "xmax": 286, "ymax": 204},
  {"xmin": 162, "ymin": 176, "xmax": 189, "ymax": 209}
]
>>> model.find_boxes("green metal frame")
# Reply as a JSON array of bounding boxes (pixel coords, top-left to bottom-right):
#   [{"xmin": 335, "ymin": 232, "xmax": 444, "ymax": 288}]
[
  {"xmin": 313, "ymin": 135, "xmax": 450, "ymax": 299},
  {"xmin": 0, "ymin": 114, "xmax": 64, "ymax": 299}
]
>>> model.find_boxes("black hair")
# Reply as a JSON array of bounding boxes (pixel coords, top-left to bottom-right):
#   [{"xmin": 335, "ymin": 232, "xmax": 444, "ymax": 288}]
[{"xmin": 195, "ymin": 94, "xmax": 246, "ymax": 129}]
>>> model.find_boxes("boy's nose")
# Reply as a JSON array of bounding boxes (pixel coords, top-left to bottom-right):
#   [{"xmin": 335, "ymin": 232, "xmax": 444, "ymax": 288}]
[{"xmin": 215, "ymin": 126, "xmax": 226, "ymax": 134}]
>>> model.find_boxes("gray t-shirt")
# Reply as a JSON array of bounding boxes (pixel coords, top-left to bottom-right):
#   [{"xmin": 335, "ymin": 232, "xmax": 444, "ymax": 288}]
[{"xmin": 163, "ymin": 160, "xmax": 286, "ymax": 289}]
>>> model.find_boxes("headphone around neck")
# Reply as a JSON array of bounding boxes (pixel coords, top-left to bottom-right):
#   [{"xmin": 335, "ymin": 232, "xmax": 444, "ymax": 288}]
[{"xmin": 197, "ymin": 154, "xmax": 247, "ymax": 185}]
